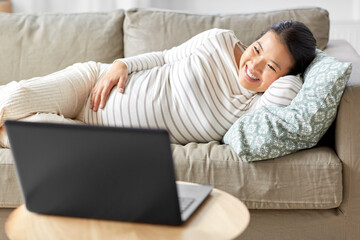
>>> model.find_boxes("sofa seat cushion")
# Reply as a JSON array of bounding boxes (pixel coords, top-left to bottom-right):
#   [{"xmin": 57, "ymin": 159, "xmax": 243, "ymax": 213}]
[
  {"xmin": 0, "ymin": 149, "xmax": 22, "ymax": 208},
  {"xmin": 173, "ymin": 142, "xmax": 342, "ymax": 209},
  {"xmin": 123, "ymin": 7, "xmax": 329, "ymax": 57},
  {"xmin": 1, "ymin": 143, "xmax": 342, "ymax": 210}
]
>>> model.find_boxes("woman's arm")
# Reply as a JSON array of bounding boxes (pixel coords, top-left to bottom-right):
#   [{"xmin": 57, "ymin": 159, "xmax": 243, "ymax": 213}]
[
  {"xmin": 248, "ymin": 75, "xmax": 303, "ymax": 111},
  {"xmin": 115, "ymin": 51, "xmax": 165, "ymax": 74},
  {"xmin": 116, "ymin": 28, "xmax": 233, "ymax": 73}
]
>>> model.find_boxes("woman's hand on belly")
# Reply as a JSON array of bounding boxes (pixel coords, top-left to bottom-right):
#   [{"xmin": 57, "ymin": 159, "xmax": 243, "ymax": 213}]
[{"xmin": 90, "ymin": 61, "xmax": 128, "ymax": 112}]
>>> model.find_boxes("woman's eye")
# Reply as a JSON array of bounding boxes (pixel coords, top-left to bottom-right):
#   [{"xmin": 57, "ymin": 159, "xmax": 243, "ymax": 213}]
[
  {"xmin": 254, "ymin": 46, "xmax": 260, "ymax": 54},
  {"xmin": 268, "ymin": 64, "xmax": 276, "ymax": 72}
]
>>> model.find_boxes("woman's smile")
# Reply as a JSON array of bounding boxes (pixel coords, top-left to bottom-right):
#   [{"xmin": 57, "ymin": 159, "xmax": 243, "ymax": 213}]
[{"xmin": 244, "ymin": 65, "xmax": 260, "ymax": 82}]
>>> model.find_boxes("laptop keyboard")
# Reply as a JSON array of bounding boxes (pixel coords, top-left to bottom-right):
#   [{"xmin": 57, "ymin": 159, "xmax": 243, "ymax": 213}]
[{"xmin": 179, "ymin": 197, "xmax": 195, "ymax": 213}]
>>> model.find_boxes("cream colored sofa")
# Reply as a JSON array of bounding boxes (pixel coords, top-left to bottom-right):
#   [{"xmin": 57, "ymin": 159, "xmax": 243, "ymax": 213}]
[{"xmin": 0, "ymin": 7, "xmax": 359, "ymax": 240}]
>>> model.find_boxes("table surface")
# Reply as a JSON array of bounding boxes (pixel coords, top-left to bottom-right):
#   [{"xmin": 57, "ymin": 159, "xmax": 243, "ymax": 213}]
[{"xmin": 5, "ymin": 187, "xmax": 250, "ymax": 240}]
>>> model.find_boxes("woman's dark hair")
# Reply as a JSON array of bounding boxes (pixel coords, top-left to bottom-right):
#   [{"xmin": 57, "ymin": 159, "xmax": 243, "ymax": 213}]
[{"xmin": 257, "ymin": 20, "xmax": 317, "ymax": 76}]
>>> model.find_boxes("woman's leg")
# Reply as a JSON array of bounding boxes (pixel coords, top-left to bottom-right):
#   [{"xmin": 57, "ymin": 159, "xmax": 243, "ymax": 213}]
[{"xmin": 0, "ymin": 61, "xmax": 103, "ymax": 126}]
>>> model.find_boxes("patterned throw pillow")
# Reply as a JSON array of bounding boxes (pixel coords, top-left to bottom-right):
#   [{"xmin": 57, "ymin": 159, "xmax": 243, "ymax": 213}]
[{"xmin": 222, "ymin": 50, "xmax": 352, "ymax": 162}]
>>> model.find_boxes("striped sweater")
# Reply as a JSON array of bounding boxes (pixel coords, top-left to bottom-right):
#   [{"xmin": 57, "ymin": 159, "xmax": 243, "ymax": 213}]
[{"xmin": 84, "ymin": 29, "xmax": 302, "ymax": 144}]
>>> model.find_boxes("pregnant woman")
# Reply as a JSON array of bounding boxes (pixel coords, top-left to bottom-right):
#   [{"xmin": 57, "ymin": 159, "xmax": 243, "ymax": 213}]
[{"xmin": 0, "ymin": 20, "xmax": 316, "ymax": 145}]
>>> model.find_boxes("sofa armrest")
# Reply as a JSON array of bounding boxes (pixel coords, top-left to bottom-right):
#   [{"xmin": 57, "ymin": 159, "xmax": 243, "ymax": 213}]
[
  {"xmin": 325, "ymin": 40, "xmax": 360, "ymax": 225},
  {"xmin": 325, "ymin": 40, "xmax": 360, "ymax": 87}
]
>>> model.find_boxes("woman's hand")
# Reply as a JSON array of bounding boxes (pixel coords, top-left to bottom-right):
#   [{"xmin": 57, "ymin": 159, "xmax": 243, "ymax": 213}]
[{"xmin": 90, "ymin": 61, "xmax": 128, "ymax": 112}]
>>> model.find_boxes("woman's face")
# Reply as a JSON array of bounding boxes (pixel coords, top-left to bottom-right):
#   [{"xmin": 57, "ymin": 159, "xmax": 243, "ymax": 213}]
[{"xmin": 238, "ymin": 31, "xmax": 294, "ymax": 92}]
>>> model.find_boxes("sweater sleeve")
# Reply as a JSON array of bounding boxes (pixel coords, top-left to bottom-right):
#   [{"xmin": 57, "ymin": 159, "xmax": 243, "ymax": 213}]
[
  {"xmin": 248, "ymin": 75, "xmax": 303, "ymax": 112},
  {"xmin": 114, "ymin": 28, "xmax": 232, "ymax": 74},
  {"xmin": 114, "ymin": 51, "xmax": 165, "ymax": 73}
]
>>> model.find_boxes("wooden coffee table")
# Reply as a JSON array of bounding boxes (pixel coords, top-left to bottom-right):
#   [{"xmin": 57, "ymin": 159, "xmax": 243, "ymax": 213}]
[{"xmin": 5, "ymin": 187, "xmax": 250, "ymax": 240}]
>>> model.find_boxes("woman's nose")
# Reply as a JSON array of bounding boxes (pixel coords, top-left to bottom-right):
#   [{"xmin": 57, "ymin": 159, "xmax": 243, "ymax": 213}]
[{"xmin": 251, "ymin": 57, "xmax": 266, "ymax": 73}]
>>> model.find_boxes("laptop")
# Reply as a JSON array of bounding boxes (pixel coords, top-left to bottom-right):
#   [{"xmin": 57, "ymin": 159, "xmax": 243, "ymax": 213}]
[{"xmin": 5, "ymin": 120, "xmax": 213, "ymax": 225}]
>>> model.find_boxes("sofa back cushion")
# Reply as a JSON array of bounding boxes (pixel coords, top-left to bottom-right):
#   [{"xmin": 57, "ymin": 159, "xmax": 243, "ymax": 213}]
[
  {"xmin": 123, "ymin": 7, "xmax": 329, "ymax": 57},
  {"xmin": 0, "ymin": 11, "xmax": 125, "ymax": 85}
]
